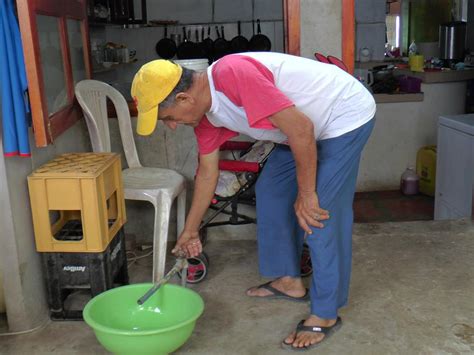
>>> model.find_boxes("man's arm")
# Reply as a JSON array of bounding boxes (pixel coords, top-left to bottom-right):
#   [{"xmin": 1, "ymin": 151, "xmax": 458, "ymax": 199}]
[
  {"xmin": 269, "ymin": 106, "xmax": 329, "ymax": 234},
  {"xmin": 172, "ymin": 149, "xmax": 220, "ymax": 257}
]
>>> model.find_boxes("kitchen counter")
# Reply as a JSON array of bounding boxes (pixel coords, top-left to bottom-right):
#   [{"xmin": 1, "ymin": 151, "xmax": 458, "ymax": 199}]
[
  {"xmin": 394, "ymin": 68, "xmax": 474, "ymax": 83},
  {"xmin": 373, "ymin": 93, "xmax": 424, "ymax": 103},
  {"xmin": 356, "ymin": 60, "xmax": 474, "ymax": 83}
]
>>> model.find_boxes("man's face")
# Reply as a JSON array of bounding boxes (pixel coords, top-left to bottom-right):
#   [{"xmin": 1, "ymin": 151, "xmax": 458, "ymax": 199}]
[{"xmin": 158, "ymin": 93, "xmax": 203, "ymax": 130}]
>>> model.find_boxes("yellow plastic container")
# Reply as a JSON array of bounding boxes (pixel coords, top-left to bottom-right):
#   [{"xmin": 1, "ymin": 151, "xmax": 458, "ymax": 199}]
[
  {"xmin": 416, "ymin": 146, "xmax": 437, "ymax": 196},
  {"xmin": 409, "ymin": 54, "xmax": 425, "ymax": 72},
  {"xmin": 27, "ymin": 153, "xmax": 126, "ymax": 253}
]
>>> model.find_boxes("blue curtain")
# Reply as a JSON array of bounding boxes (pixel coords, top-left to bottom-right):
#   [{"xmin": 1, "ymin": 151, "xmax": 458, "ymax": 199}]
[{"xmin": 0, "ymin": 0, "xmax": 30, "ymax": 157}]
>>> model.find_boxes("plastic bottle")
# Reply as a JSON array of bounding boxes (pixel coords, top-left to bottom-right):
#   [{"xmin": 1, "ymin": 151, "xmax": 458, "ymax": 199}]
[
  {"xmin": 408, "ymin": 40, "xmax": 417, "ymax": 56},
  {"xmin": 400, "ymin": 166, "xmax": 419, "ymax": 195}
]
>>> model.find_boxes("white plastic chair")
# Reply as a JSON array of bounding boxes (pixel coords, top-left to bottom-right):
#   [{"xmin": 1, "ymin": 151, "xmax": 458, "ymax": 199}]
[{"xmin": 75, "ymin": 80, "xmax": 186, "ymax": 282}]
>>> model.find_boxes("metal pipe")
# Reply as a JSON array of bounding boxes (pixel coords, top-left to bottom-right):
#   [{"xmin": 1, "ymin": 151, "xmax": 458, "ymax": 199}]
[{"xmin": 137, "ymin": 257, "xmax": 188, "ymax": 305}]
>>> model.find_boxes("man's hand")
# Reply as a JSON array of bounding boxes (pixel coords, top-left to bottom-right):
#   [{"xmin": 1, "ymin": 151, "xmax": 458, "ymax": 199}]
[
  {"xmin": 171, "ymin": 149, "xmax": 219, "ymax": 258},
  {"xmin": 269, "ymin": 106, "xmax": 329, "ymax": 234},
  {"xmin": 172, "ymin": 230, "xmax": 202, "ymax": 258},
  {"xmin": 294, "ymin": 191, "xmax": 329, "ymax": 234}
]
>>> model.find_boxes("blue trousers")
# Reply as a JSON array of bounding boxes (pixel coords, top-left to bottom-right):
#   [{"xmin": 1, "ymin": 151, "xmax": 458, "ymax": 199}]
[{"xmin": 255, "ymin": 119, "xmax": 375, "ymax": 319}]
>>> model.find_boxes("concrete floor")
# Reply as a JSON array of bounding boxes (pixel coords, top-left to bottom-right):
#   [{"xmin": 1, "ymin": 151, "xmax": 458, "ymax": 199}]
[{"xmin": 1, "ymin": 220, "xmax": 474, "ymax": 354}]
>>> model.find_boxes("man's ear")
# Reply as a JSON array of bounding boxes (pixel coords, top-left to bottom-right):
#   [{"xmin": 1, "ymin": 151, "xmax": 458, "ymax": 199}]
[{"xmin": 175, "ymin": 92, "xmax": 194, "ymax": 104}]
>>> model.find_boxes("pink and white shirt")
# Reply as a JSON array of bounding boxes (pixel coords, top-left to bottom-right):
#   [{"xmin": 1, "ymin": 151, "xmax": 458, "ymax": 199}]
[{"xmin": 194, "ymin": 52, "xmax": 376, "ymax": 155}]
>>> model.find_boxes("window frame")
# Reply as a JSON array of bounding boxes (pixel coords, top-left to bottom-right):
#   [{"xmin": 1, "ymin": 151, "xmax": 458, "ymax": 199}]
[{"xmin": 17, "ymin": 0, "xmax": 92, "ymax": 147}]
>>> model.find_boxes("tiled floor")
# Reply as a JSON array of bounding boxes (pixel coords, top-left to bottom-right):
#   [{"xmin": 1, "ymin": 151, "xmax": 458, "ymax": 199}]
[{"xmin": 354, "ymin": 190, "xmax": 434, "ymax": 223}]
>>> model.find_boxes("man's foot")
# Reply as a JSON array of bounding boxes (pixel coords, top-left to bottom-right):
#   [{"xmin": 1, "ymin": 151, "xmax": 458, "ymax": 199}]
[
  {"xmin": 283, "ymin": 315, "xmax": 341, "ymax": 350},
  {"xmin": 246, "ymin": 277, "xmax": 307, "ymax": 299}
]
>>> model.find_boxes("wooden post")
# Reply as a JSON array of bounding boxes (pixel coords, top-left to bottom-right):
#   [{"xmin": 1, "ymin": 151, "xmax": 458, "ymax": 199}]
[
  {"xmin": 342, "ymin": 0, "xmax": 355, "ymax": 74},
  {"xmin": 284, "ymin": 0, "xmax": 301, "ymax": 56}
]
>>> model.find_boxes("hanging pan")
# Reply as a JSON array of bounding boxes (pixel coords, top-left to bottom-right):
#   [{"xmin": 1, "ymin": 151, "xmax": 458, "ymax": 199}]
[
  {"xmin": 155, "ymin": 25, "xmax": 177, "ymax": 59},
  {"xmin": 249, "ymin": 19, "xmax": 271, "ymax": 51},
  {"xmin": 230, "ymin": 21, "xmax": 249, "ymax": 53},
  {"xmin": 213, "ymin": 26, "xmax": 231, "ymax": 60},
  {"xmin": 194, "ymin": 28, "xmax": 207, "ymax": 58},
  {"xmin": 177, "ymin": 27, "xmax": 196, "ymax": 59},
  {"xmin": 202, "ymin": 26, "xmax": 214, "ymax": 62}
]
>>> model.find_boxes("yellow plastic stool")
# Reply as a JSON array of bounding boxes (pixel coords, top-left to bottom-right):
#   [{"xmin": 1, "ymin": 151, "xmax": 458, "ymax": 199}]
[{"xmin": 28, "ymin": 153, "xmax": 126, "ymax": 252}]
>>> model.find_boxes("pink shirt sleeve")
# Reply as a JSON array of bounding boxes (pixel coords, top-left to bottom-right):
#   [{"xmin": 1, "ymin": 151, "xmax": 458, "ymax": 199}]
[
  {"xmin": 194, "ymin": 116, "xmax": 238, "ymax": 155},
  {"xmin": 212, "ymin": 55, "xmax": 295, "ymax": 129}
]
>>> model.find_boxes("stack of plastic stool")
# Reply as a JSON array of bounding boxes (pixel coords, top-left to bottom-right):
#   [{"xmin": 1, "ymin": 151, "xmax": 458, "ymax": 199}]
[{"xmin": 28, "ymin": 153, "xmax": 129, "ymax": 320}]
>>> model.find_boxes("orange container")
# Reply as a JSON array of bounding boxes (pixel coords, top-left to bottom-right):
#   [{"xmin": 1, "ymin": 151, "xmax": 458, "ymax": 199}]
[{"xmin": 27, "ymin": 153, "xmax": 126, "ymax": 252}]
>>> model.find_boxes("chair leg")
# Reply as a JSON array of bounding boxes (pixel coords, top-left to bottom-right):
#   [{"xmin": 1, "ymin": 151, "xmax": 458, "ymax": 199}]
[
  {"xmin": 177, "ymin": 188, "xmax": 186, "ymax": 237},
  {"xmin": 152, "ymin": 196, "xmax": 172, "ymax": 283}
]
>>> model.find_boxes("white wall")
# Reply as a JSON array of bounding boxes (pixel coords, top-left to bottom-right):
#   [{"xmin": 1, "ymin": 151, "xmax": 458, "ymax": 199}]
[
  {"xmin": 355, "ymin": 0, "xmax": 386, "ymax": 61},
  {"xmin": 300, "ymin": 0, "xmax": 342, "ymax": 59},
  {"xmin": 357, "ymin": 82, "xmax": 467, "ymax": 191},
  {"xmin": 147, "ymin": 0, "xmax": 283, "ymax": 23},
  {"xmin": 0, "ymin": 117, "xmax": 91, "ymax": 330}
]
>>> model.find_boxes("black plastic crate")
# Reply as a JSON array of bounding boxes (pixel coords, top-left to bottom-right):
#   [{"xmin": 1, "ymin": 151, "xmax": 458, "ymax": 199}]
[{"xmin": 41, "ymin": 228, "xmax": 129, "ymax": 321}]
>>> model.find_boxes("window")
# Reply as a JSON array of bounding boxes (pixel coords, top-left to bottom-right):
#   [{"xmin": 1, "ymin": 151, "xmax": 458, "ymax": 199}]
[
  {"xmin": 17, "ymin": 0, "xmax": 92, "ymax": 147},
  {"xmin": 386, "ymin": 15, "xmax": 400, "ymax": 49}
]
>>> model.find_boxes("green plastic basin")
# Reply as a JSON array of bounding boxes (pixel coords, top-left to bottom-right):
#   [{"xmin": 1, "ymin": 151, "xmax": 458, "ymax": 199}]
[{"xmin": 83, "ymin": 283, "xmax": 204, "ymax": 355}]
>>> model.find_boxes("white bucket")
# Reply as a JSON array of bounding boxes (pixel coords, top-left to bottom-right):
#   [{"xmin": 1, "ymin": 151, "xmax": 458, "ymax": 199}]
[{"xmin": 174, "ymin": 59, "xmax": 209, "ymax": 72}]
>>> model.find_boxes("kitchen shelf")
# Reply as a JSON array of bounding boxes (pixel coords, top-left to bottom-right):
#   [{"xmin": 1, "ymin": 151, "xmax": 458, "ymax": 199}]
[
  {"xmin": 374, "ymin": 93, "xmax": 424, "ymax": 103},
  {"xmin": 104, "ymin": 18, "xmax": 285, "ymax": 29},
  {"xmin": 92, "ymin": 60, "xmax": 137, "ymax": 74}
]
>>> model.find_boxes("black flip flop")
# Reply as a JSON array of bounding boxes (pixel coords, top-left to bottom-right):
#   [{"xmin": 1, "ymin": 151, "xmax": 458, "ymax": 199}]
[
  {"xmin": 246, "ymin": 281, "xmax": 309, "ymax": 303},
  {"xmin": 282, "ymin": 317, "xmax": 343, "ymax": 351}
]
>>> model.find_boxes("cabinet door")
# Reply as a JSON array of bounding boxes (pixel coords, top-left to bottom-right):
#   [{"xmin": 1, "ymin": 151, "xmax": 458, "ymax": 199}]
[
  {"xmin": 435, "ymin": 198, "xmax": 467, "ymax": 220},
  {"xmin": 434, "ymin": 125, "xmax": 473, "ymax": 220}
]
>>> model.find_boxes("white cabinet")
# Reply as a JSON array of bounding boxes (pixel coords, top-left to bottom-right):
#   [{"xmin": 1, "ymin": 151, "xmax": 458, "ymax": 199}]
[{"xmin": 434, "ymin": 114, "xmax": 474, "ymax": 220}]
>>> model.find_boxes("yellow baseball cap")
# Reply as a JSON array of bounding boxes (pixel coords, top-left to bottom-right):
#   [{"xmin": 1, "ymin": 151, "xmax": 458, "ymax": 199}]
[{"xmin": 131, "ymin": 60, "xmax": 183, "ymax": 135}]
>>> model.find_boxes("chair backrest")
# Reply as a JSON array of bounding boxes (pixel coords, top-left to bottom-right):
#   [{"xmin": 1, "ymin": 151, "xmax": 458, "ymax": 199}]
[
  {"xmin": 326, "ymin": 55, "xmax": 349, "ymax": 73},
  {"xmin": 75, "ymin": 80, "xmax": 141, "ymax": 168},
  {"xmin": 314, "ymin": 53, "xmax": 349, "ymax": 73},
  {"xmin": 314, "ymin": 52, "xmax": 330, "ymax": 64}
]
